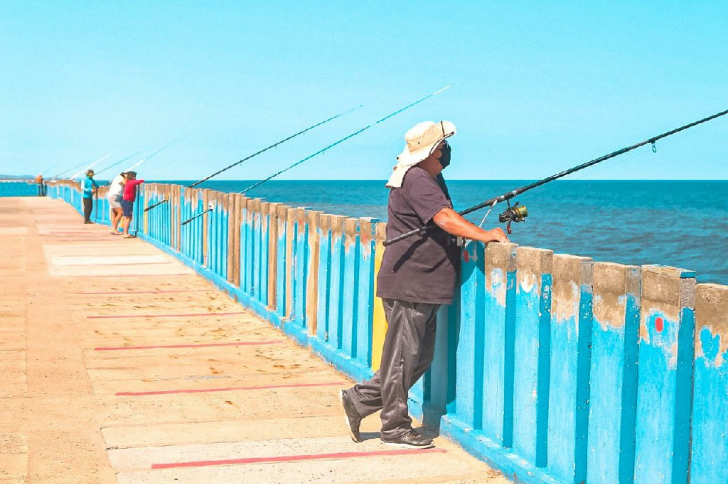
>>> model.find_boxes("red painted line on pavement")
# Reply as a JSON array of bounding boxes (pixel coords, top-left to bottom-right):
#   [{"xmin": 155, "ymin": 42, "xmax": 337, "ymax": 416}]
[
  {"xmin": 94, "ymin": 340, "xmax": 283, "ymax": 351},
  {"xmin": 88, "ymin": 311, "xmax": 246, "ymax": 319},
  {"xmin": 116, "ymin": 381, "xmax": 345, "ymax": 397},
  {"xmin": 77, "ymin": 289, "xmax": 214, "ymax": 295},
  {"xmin": 77, "ymin": 273, "xmax": 195, "ymax": 277},
  {"xmin": 50, "ymin": 239, "xmax": 116, "ymax": 242},
  {"xmin": 65, "ymin": 261, "xmax": 172, "ymax": 266},
  {"xmin": 151, "ymin": 447, "xmax": 446, "ymax": 469}
]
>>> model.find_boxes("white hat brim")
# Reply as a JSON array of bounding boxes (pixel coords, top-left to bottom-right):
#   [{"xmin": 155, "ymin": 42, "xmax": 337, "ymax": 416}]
[{"xmin": 386, "ymin": 121, "xmax": 456, "ymax": 188}]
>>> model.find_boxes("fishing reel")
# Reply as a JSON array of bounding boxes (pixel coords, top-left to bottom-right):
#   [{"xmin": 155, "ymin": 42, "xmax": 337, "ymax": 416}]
[{"xmin": 498, "ymin": 201, "xmax": 528, "ymax": 234}]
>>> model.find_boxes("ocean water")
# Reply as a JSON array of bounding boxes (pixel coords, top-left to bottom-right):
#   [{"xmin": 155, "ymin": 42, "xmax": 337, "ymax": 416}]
[{"xmin": 163, "ymin": 180, "xmax": 728, "ymax": 285}]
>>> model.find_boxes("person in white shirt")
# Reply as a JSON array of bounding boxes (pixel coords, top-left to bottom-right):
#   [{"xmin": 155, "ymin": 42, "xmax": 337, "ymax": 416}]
[{"xmin": 107, "ymin": 172, "xmax": 126, "ymax": 235}]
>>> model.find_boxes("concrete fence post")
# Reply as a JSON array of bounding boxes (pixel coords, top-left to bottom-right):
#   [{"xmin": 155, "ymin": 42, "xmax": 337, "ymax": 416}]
[
  {"xmin": 370, "ymin": 222, "xmax": 387, "ymax": 372},
  {"xmin": 690, "ymin": 283, "xmax": 728, "ymax": 483},
  {"xmin": 305, "ymin": 211, "xmax": 322, "ymax": 336},
  {"xmin": 266, "ymin": 202, "xmax": 280, "ymax": 310},
  {"xmin": 634, "ymin": 265, "xmax": 696, "ymax": 484},
  {"xmin": 512, "ymin": 247, "xmax": 553, "ymax": 468},
  {"xmin": 315, "ymin": 214, "xmax": 332, "ymax": 344},
  {"xmin": 548, "ymin": 254, "xmax": 594, "ymax": 484},
  {"xmin": 482, "ymin": 243, "xmax": 518, "ymax": 447},
  {"xmin": 588, "ymin": 262, "xmax": 641, "ymax": 483},
  {"xmin": 341, "ymin": 218, "xmax": 360, "ymax": 360},
  {"xmin": 356, "ymin": 218, "xmax": 379, "ymax": 368},
  {"xmin": 274, "ymin": 204, "xmax": 289, "ymax": 321},
  {"xmin": 326, "ymin": 215, "xmax": 347, "ymax": 351}
]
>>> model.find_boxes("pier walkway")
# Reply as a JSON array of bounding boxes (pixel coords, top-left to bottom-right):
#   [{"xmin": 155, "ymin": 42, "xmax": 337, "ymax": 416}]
[{"xmin": 0, "ymin": 197, "xmax": 507, "ymax": 483}]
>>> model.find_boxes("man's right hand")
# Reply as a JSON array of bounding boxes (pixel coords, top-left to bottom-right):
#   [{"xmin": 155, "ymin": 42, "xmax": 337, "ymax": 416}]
[{"xmin": 483, "ymin": 227, "xmax": 509, "ymax": 243}]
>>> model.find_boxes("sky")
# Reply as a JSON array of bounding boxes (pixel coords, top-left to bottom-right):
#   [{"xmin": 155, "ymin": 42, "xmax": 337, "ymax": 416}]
[{"xmin": 1, "ymin": 1, "xmax": 727, "ymax": 181}]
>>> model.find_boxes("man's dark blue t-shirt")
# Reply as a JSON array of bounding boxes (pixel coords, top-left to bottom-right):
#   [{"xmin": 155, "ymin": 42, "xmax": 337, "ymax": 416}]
[{"xmin": 377, "ymin": 167, "xmax": 460, "ymax": 305}]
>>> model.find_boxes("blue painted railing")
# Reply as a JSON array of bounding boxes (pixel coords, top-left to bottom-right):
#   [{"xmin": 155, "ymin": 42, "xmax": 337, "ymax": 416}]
[
  {"xmin": 0, "ymin": 180, "xmax": 44, "ymax": 197},
  {"xmin": 46, "ymin": 180, "xmax": 728, "ymax": 484}
]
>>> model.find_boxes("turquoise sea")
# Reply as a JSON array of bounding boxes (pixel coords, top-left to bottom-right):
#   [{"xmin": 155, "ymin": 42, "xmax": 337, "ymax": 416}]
[{"xmin": 161, "ymin": 180, "xmax": 728, "ymax": 285}]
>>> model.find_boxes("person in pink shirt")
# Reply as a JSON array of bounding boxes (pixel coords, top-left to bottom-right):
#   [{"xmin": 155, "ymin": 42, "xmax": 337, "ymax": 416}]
[{"xmin": 120, "ymin": 171, "xmax": 145, "ymax": 238}]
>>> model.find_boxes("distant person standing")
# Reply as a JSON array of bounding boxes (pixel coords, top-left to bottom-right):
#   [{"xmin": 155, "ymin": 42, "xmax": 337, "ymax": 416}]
[
  {"xmin": 121, "ymin": 171, "xmax": 144, "ymax": 238},
  {"xmin": 34, "ymin": 174, "xmax": 45, "ymax": 196},
  {"xmin": 107, "ymin": 172, "xmax": 126, "ymax": 235},
  {"xmin": 81, "ymin": 169, "xmax": 98, "ymax": 224}
]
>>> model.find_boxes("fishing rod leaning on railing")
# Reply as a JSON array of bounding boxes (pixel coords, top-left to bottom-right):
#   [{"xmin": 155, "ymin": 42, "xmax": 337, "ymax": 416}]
[
  {"xmin": 383, "ymin": 107, "xmax": 728, "ymax": 246},
  {"xmin": 145, "ymin": 105, "xmax": 362, "ymax": 214},
  {"xmin": 178, "ymin": 87, "xmax": 452, "ymax": 225},
  {"xmin": 238, "ymin": 86, "xmax": 451, "ymax": 196},
  {"xmin": 177, "ymin": 86, "xmax": 450, "ymax": 225}
]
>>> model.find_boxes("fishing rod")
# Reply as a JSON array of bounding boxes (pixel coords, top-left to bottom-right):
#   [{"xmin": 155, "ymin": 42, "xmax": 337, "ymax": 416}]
[
  {"xmin": 180, "ymin": 203, "xmax": 214, "ymax": 227},
  {"xmin": 69, "ymin": 152, "xmax": 113, "ymax": 180},
  {"xmin": 239, "ymin": 86, "xmax": 451, "ymax": 195},
  {"xmin": 190, "ymin": 105, "xmax": 362, "ymax": 189},
  {"xmin": 94, "ymin": 148, "xmax": 149, "ymax": 178},
  {"xmin": 384, "ymin": 107, "xmax": 728, "ymax": 246},
  {"xmin": 126, "ymin": 139, "xmax": 177, "ymax": 173},
  {"xmin": 51, "ymin": 157, "xmax": 96, "ymax": 180},
  {"xmin": 145, "ymin": 106, "xmax": 363, "ymax": 214},
  {"xmin": 178, "ymin": 87, "xmax": 449, "ymax": 225},
  {"xmin": 40, "ymin": 163, "xmax": 59, "ymax": 176}
]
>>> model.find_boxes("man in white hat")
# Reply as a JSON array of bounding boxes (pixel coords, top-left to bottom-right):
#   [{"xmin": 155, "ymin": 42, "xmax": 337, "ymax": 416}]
[{"xmin": 340, "ymin": 121, "xmax": 508, "ymax": 448}]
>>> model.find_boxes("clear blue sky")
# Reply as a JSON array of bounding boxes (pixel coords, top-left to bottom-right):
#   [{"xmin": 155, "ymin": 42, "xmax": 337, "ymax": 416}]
[{"xmin": 1, "ymin": 1, "xmax": 726, "ymax": 181}]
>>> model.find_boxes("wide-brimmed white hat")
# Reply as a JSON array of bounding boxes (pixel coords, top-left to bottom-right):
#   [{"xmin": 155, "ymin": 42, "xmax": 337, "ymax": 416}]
[{"xmin": 386, "ymin": 120, "xmax": 456, "ymax": 188}]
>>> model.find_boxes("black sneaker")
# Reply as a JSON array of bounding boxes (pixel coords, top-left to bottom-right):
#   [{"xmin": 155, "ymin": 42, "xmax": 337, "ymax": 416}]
[
  {"xmin": 381, "ymin": 429, "xmax": 434, "ymax": 449},
  {"xmin": 339, "ymin": 390, "xmax": 362, "ymax": 443}
]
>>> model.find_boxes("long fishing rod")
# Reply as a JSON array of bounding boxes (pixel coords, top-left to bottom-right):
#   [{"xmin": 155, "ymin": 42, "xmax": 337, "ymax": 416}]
[
  {"xmin": 126, "ymin": 139, "xmax": 177, "ymax": 173},
  {"xmin": 384, "ymin": 107, "xmax": 728, "ymax": 246},
  {"xmin": 69, "ymin": 153, "xmax": 113, "ymax": 180},
  {"xmin": 51, "ymin": 157, "xmax": 95, "ymax": 180},
  {"xmin": 180, "ymin": 204, "xmax": 214, "ymax": 227},
  {"xmin": 40, "ymin": 163, "xmax": 59, "ymax": 176},
  {"xmin": 145, "ymin": 106, "xmax": 363, "ymax": 214},
  {"xmin": 94, "ymin": 148, "xmax": 149, "ymax": 178},
  {"xmin": 190, "ymin": 105, "xmax": 362, "ymax": 189},
  {"xmin": 239, "ymin": 86, "xmax": 451, "ymax": 195},
  {"xmin": 178, "ymin": 87, "xmax": 448, "ymax": 226}
]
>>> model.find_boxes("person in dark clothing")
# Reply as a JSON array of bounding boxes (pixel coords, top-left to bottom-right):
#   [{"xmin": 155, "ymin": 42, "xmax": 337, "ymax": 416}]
[
  {"xmin": 80, "ymin": 169, "xmax": 99, "ymax": 224},
  {"xmin": 340, "ymin": 121, "xmax": 509, "ymax": 449}
]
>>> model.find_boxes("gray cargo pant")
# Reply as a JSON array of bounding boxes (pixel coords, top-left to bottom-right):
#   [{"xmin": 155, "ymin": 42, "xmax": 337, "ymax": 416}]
[{"xmin": 345, "ymin": 298, "xmax": 439, "ymax": 439}]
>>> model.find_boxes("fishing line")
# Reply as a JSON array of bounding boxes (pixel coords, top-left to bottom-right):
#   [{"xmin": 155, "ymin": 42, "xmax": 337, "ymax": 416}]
[
  {"xmin": 125, "ymin": 139, "xmax": 178, "ymax": 173},
  {"xmin": 478, "ymin": 201, "xmax": 497, "ymax": 228},
  {"xmin": 189, "ymin": 105, "xmax": 363, "ymax": 189},
  {"xmin": 148, "ymin": 106, "xmax": 362, "ymax": 215},
  {"xmin": 69, "ymin": 153, "xmax": 114, "ymax": 179},
  {"xmin": 239, "ymin": 86, "xmax": 452, "ymax": 195},
  {"xmin": 95, "ymin": 148, "xmax": 150, "ymax": 178},
  {"xmin": 52, "ymin": 157, "xmax": 97, "ymax": 180},
  {"xmin": 40, "ymin": 163, "xmax": 59, "ymax": 176},
  {"xmin": 384, "ymin": 107, "xmax": 728, "ymax": 246}
]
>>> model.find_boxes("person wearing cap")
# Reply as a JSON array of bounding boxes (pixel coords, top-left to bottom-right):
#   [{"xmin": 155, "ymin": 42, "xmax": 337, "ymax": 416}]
[
  {"xmin": 81, "ymin": 169, "xmax": 99, "ymax": 224},
  {"xmin": 120, "ymin": 171, "xmax": 145, "ymax": 238},
  {"xmin": 340, "ymin": 121, "xmax": 509, "ymax": 449}
]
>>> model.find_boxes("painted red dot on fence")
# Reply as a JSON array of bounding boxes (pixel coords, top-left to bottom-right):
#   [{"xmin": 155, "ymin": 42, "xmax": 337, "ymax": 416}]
[
  {"xmin": 463, "ymin": 251, "xmax": 470, "ymax": 262},
  {"xmin": 655, "ymin": 317, "xmax": 664, "ymax": 333}
]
